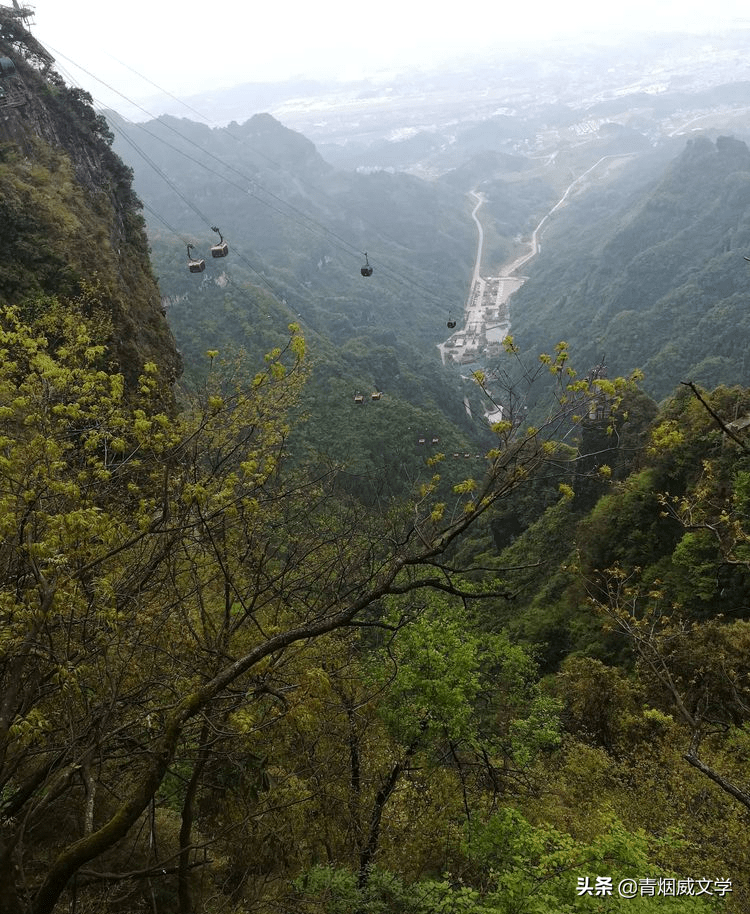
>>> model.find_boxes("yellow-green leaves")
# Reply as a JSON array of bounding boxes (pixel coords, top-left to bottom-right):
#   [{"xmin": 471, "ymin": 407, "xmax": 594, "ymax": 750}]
[
  {"xmin": 430, "ymin": 503, "xmax": 446, "ymax": 522},
  {"xmin": 503, "ymin": 334, "xmax": 519, "ymax": 354},
  {"xmin": 648, "ymin": 419, "xmax": 685, "ymax": 455},
  {"xmin": 540, "ymin": 340, "xmax": 570, "ymax": 376},
  {"xmin": 558, "ymin": 482, "xmax": 575, "ymax": 501},
  {"xmin": 419, "ymin": 475, "xmax": 441, "ymax": 498},
  {"xmin": 491, "ymin": 419, "xmax": 512, "ymax": 436}
]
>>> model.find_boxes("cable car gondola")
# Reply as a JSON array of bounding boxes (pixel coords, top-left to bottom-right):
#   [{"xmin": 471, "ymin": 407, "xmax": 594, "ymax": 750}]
[
  {"xmin": 210, "ymin": 225, "xmax": 229, "ymax": 258},
  {"xmin": 371, "ymin": 391, "xmax": 382, "ymax": 400},
  {"xmin": 354, "ymin": 392, "xmax": 364, "ymax": 403},
  {"xmin": 187, "ymin": 243, "xmax": 205, "ymax": 274},
  {"xmin": 360, "ymin": 252, "xmax": 373, "ymax": 277}
]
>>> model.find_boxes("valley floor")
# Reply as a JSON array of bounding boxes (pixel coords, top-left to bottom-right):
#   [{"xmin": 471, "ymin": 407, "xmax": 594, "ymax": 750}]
[{"xmin": 439, "ymin": 154, "xmax": 637, "ymax": 368}]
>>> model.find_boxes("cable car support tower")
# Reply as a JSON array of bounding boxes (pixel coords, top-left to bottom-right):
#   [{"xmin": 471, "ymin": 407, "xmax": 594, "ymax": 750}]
[{"xmin": 0, "ymin": 2, "xmax": 54, "ymax": 69}]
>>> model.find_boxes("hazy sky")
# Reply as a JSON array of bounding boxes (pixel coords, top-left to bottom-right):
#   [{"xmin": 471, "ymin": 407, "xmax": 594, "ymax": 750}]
[{"xmin": 23, "ymin": 0, "xmax": 750, "ymax": 114}]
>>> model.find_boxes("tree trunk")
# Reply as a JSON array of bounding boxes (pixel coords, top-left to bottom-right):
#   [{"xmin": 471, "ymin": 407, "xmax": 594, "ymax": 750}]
[
  {"xmin": 357, "ymin": 719, "xmax": 427, "ymax": 891},
  {"xmin": 178, "ymin": 726, "xmax": 210, "ymax": 914},
  {"xmin": 0, "ymin": 834, "xmax": 24, "ymax": 914}
]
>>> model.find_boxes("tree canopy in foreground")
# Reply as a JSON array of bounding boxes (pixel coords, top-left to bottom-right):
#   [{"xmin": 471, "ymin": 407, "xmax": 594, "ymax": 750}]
[{"xmin": 0, "ymin": 302, "xmax": 635, "ymax": 914}]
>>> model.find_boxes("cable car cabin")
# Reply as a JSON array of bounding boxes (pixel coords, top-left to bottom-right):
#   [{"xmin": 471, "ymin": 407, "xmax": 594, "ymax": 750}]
[
  {"xmin": 361, "ymin": 252, "xmax": 373, "ymax": 277},
  {"xmin": 431, "ymin": 437, "xmax": 439, "ymax": 445},
  {"xmin": 211, "ymin": 226, "xmax": 229, "ymax": 258},
  {"xmin": 354, "ymin": 392, "xmax": 364, "ymax": 403},
  {"xmin": 417, "ymin": 437, "xmax": 426, "ymax": 445},
  {"xmin": 187, "ymin": 243, "xmax": 205, "ymax": 274},
  {"xmin": 371, "ymin": 391, "xmax": 382, "ymax": 400}
]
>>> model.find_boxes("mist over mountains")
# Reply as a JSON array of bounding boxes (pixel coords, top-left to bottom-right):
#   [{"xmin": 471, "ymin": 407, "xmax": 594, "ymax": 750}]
[
  {"xmin": 110, "ymin": 28, "xmax": 750, "ymax": 414},
  {"xmin": 7, "ymin": 13, "xmax": 750, "ymax": 911}
]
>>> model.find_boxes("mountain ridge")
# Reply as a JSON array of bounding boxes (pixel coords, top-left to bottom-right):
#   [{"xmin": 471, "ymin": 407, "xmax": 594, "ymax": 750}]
[
  {"xmin": 0, "ymin": 45, "xmax": 181, "ymax": 386},
  {"xmin": 510, "ymin": 134, "xmax": 750, "ymax": 400}
]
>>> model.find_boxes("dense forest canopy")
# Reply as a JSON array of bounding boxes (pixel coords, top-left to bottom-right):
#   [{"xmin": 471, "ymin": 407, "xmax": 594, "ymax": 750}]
[
  {"xmin": 511, "ymin": 136, "xmax": 750, "ymax": 401},
  {"xmin": 1, "ymin": 30, "xmax": 750, "ymax": 914},
  {"xmin": 0, "ymin": 297, "xmax": 664, "ymax": 914}
]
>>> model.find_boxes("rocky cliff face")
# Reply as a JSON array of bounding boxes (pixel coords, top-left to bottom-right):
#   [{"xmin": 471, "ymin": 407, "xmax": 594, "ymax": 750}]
[{"xmin": 0, "ymin": 26, "xmax": 181, "ymax": 386}]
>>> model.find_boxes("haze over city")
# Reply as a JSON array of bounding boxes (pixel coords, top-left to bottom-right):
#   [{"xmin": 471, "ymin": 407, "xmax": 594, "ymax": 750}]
[{"xmin": 25, "ymin": 0, "xmax": 750, "ymax": 114}]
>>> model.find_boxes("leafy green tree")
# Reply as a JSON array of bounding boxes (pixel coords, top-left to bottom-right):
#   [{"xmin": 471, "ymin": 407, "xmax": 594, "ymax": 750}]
[
  {"xmin": 0, "ymin": 303, "xmax": 607, "ymax": 913},
  {"xmin": 295, "ymin": 809, "xmax": 718, "ymax": 914}
]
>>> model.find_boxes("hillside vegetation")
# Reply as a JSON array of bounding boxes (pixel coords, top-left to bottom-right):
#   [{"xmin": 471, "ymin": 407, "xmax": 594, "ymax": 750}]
[
  {"xmin": 511, "ymin": 135, "xmax": 750, "ymax": 401},
  {"xmin": 1, "ymin": 49, "xmax": 750, "ymax": 914},
  {"xmin": 109, "ymin": 110, "xmax": 498, "ymax": 477},
  {"xmin": 0, "ymin": 50, "xmax": 180, "ymax": 386}
]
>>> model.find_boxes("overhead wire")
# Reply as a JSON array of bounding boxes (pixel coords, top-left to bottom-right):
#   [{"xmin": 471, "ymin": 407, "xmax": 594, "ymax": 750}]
[
  {"xmin": 38, "ymin": 38, "xmax": 578, "ymax": 486},
  {"xmin": 112, "ymin": 122, "xmax": 215, "ymax": 231},
  {"xmin": 140, "ymin": 189, "xmax": 311, "ymax": 330},
  {"xmin": 75, "ymin": 47, "xmax": 459, "ymax": 304},
  {"xmin": 126, "ymin": 100, "xmax": 460, "ymax": 311},
  {"xmin": 62, "ymin": 83, "xmax": 324, "ymax": 306},
  {"xmin": 46, "ymin": 43, "xmax": 366, "ymax": 261},
  {"xmin": 59, "ymin": 79, "xmax": 311, "ymax": 317},
  {"xmin": 30, "ymin": 38, "xmax": 489, "ymax": 477},
  {"xmin": 114, "ymin": 114, "xmax": 333, "ymax": 310},
  {"xmin": 136, "ymin": 175, "xmax": 307, "ymax": 304},
  {"xmin": 103, "ymin": 52, "xmax": 216, "ymax": 127},
  {"xmin": 44, "ymin": 41, "xmax": 462, "ymax": 317},
  {"xmin": 100, "ymin": 62, "xmax": 418, "ymax": 273}
]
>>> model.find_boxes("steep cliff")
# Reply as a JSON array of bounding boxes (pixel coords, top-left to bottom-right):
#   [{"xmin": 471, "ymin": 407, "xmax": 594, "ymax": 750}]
[{"xmin": 0, "ymin": 20, "xmax": 181, "ymax": 386}]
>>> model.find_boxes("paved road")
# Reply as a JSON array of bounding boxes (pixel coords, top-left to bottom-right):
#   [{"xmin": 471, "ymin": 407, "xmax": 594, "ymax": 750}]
[
  {"xmin": 438, "ymin": 154, "xmax": 636, "ymax": 370},
  {"xmin": 469, "ymin": 191, "xmax": 485, "ymax": 286}
]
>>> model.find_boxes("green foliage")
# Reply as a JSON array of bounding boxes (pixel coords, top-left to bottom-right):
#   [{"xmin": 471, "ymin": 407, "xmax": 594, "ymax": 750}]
[
  {"xmin": 371, "ymin": 596, "xmax": 560, "ymax": 760},
  {"xmin": 7, "ymin": 79, "xmax": 750, "ymax": 911},
  {"xmin": 374, "ymin": 597, "xmax": 484, "ymax": 742},
  {"xmin": 1, "ymin": 292, "xmax": 634, "ymax": 913},
  {"xmin": 0, "ymin": 300, "xmax": 310, "ymax": 912},
  {"xmin": 510, "ymin": 137, "xmax": 750, "ymax": 401},
  {"xmin": 296, "ymin": 810, "xmax": 718, "ymax": 914}
]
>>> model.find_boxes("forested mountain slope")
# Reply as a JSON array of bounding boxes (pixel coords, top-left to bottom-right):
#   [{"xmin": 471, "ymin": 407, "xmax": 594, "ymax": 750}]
[
  {"xmin": 4, "ymin": 33, "xmax": 750, "ymax": 913},
  {"xmin": 0, "ymin": 48, "xmax": 180, "ymax": 386},
  {"xmin": 510, "ymin": 135, "xmax": 750, "ymax": 401},
  {"xmin": 109, "ymin": 110, "xmax": 495, "ymax": 474},
  {"xmin": 109, "ymin": 110, "xmax": 475, "ymax": 352}
]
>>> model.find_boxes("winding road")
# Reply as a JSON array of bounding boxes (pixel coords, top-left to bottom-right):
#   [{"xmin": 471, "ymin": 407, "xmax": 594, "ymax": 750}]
[{"xmin": 440, "ymin": 154, "xmax": 636, "ymax": 366}]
